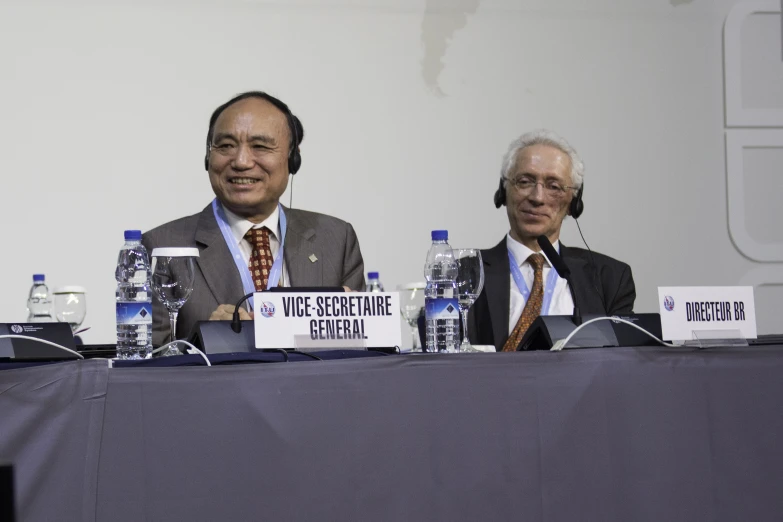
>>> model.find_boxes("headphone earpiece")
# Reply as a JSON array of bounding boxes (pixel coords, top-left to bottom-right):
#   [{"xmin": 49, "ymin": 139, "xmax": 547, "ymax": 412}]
[
  {"xmin": 288, "ymin": 114, "xmax": 302, "ymax": 175},
  {"xmin": 569, "ymin": 184, "xmax": 584, "ymax": 218},
  {"xmin": 493, "ymin": 178, "xmax": 506, "ymax": 208},
  {"xmin": 288, "ymin": 148, "xmax": 301, "ymax": 175}
]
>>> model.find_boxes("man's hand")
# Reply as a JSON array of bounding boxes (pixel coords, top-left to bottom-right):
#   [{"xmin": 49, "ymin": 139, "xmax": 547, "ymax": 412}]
[
  {"xmin": 343, "ymin": 286, "xmax": 353, "ymax": 293},
  {"xmin": 209, "ymin": 304, "xmax": 254, "ymax": 321}
]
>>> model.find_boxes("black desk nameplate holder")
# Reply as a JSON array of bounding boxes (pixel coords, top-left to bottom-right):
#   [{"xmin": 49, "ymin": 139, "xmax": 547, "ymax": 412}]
[
  {"xmin": 189, "ymin": 320, "xmax": 255, "ymax": 354},
  {"xmin": 0, "ymin": 323, "xmax": 77, "ymax": 360},
  {"xmin": 518, "ymin": 314, "xmax": 664, "ymax": 351}
]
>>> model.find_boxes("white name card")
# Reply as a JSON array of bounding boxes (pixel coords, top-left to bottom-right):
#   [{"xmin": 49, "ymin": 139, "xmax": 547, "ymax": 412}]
[
  {"xmin": 657, "ymin": 286, "xmax": 757, "ymax": 341},
  {"xmin": 253, "ymin": 292, "xmax": 402, "ymax": 349}
]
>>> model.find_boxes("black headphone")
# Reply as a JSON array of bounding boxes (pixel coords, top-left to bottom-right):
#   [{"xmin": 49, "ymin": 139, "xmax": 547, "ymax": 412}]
[
  {"xmin": 204, "ymin": 91, "xmax": 303, "ymax": 175},
  {"xmin": 493, "ymin": 177, "xmax": 584, "ymax": 219}
]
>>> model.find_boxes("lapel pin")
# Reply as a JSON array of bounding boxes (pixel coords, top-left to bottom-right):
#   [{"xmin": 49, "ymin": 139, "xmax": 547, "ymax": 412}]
[{"xmin": 309, "ymin": 254, "xmax": 318, "ymax": 263}]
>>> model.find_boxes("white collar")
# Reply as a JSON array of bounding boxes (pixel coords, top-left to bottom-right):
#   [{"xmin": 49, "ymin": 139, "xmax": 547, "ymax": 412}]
[
  {"xmin": 223, "ymin": 205, "xmax": 280, "ymax": 245},
  {"xmin": 506, "ymin": 233, "xmax": 560, "ymax": 268}
]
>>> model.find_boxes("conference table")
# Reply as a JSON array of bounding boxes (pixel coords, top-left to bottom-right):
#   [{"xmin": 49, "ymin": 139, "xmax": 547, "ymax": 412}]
[{"xmin": 1, "ymin": 345, "xmax": 782, "ymax": 521}]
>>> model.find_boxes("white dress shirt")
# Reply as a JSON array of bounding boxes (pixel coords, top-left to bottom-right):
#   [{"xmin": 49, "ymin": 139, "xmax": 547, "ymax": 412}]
[
  {"xmin": 507, "ymin": 234, "xmax": 574, "ymax": 333},
  {"xmin": 223, "ymin": 205, "xmax": 289, "ymax": 287}
]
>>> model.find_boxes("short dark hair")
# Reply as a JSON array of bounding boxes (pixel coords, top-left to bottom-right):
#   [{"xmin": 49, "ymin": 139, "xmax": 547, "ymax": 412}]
[{"xmin": 205, "ymin": 91, "xmax": 304, "ymax": 157}]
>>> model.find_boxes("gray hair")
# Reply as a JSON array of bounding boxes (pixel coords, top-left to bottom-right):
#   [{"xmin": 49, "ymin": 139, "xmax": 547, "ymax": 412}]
[{"xmin": 500, "ymin": 129, "xmax": 585, "ymax": 189}]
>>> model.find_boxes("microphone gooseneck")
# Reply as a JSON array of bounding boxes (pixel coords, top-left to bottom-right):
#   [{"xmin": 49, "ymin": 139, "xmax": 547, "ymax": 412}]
[
  {"xmin": 536, "ymin": 235, "xmax": 582, "ymax": 326},
  {"xmin": 231, "ymin": 292, "xmax": 256, "ymax": 333}
]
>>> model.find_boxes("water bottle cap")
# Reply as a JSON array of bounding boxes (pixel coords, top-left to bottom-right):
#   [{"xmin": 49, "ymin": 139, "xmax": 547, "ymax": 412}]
[
  {"xmin": 368, "ymin": 272, "xmax": 379, "ymax": 279},
  {"xmin": 431, "ymin": 230, "xmax": 448, "ymax": 241},
  {"xmin": 32, "ymin": 274, "xmax": 45, "ymax": 282},
  {"xmin": 124, "ymin": 230, "xmax": 143, "ymax": 241}
]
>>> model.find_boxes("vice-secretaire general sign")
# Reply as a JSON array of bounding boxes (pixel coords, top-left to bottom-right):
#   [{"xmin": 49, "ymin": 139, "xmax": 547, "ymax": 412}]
[{"xmin": 254, "ymin": 292, "xmax": 402, "ymax": 349}]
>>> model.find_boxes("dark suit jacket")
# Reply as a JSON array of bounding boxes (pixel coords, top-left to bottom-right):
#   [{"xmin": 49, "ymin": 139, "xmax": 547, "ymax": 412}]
[
  {"xmin": 142, "ymin": 204, "xmax": 365, "ymax": 346},
  {"xmin": 468, "ymin": 237, "xmax": 635, "ymax": 351}
]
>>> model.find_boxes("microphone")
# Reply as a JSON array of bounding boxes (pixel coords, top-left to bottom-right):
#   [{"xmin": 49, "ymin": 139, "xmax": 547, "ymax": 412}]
[
  {"xmin": 231, "ymin": 292, "xmax": 255, "ymax": 333},
  {"xmin": 537, "ymin": 235, "xmax": 582, "ymax": 326}
]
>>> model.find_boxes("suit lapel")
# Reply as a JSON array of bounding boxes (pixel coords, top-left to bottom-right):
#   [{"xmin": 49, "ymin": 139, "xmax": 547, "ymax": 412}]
[
  {"xmin": 194, "ymin": 205, "xmax": 245, "ymax": 305},
  {"xmin": 282, "ymin": 208, "xmax": 322, "ymax": 286},
  {"xmin": 560, "ymin": 244, "xmax": 604, "ymax": 315},
  {"xmin": 482, "ymin": 238, "xmax": 511, "ymax": 348}
]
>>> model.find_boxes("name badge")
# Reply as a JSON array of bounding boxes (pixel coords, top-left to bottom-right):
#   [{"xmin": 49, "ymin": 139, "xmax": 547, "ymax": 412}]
[
  {"xmin": 657, "ymin": 286, "xmax": 757, "ymax": 341},
  {"xmin": 254, "ymin": 292, "xmax": 402, "ymax": 349}
]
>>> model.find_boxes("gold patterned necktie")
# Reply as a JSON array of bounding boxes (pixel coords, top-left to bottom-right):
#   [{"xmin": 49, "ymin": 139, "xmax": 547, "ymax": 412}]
[
  {"xmin": 502, "ymin": 253, "xmax": 545, "ymax": 352},
  {"xmin": 244, "ymin": 227, "xmax": 275, "ymax": 291}
]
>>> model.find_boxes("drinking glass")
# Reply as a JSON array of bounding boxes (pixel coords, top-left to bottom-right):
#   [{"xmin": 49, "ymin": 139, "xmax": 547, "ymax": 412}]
[
  {"xmin": 53, "ymin": 286, "xmax": 87, "ymax": 333},
  {"xmin": 398, "ymin": 282, "xmax": 426, "ymax": 351},
  {"xmin": 454, "ymin": 249, "xmax": 485, "ymax": 351},
  {"xmin": 150, "ymin": 248, "xmax": 198, "ymax": 356}
]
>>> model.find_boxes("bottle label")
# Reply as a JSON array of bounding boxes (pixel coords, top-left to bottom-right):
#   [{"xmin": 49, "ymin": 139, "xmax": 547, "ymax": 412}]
[
  {"xmin": 116, "ymin": 302, "xmax": 153, "ymax": 325},
  {"xmin": 425, "ymin": 298, "xmax": 459, "ymax": 320}
]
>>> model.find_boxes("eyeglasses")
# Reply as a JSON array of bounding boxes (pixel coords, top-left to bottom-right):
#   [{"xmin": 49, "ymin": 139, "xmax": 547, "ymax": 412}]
[{"xmin": 503, "ymin": 176, "xmax": 576, "ymax": 199}]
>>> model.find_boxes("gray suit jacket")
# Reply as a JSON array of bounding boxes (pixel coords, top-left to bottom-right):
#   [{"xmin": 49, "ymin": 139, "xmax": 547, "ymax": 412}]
[{"xmin": 142, "ymin": 203, "xmax": 365, "ymax": 346}]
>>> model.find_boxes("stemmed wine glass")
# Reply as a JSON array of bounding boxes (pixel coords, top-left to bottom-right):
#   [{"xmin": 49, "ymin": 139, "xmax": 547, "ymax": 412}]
[
  {"xmin": 53, "ymin": 286, "xmax": 87, "ymax": 333},
  {"xmin": 150, "ymin": 248, "xmax": 198, "ymax": 356},
  {"xmin": 398, "ymin": 282, "xmax": 426, "ymax": 351},
  {"xmin": 454, "ymin": 249, "xmax": 485, "ymax": 351}
]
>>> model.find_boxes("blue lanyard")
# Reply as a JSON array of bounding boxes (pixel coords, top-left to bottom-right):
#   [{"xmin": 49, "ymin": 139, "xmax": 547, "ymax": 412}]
[
  {"xmin": 212, "ymin": 199, "xmax": 287, "ymax": 309},
  {"xmin": 507, "ymin": 248, "xmax": 560, "ymax": 316}
]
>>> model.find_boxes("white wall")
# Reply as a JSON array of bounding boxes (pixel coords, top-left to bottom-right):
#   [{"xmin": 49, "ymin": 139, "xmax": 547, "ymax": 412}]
[{"xmin": 0, "ymin": 0, "xmax": 781, "ymax": 344}]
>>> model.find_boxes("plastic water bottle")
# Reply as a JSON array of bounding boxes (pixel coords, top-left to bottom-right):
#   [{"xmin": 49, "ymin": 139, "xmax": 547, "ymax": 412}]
[
  {"xmin": 365, "ymin": 272, "xmax": 384, "ymax": 292},
  {"xmin": 26, "ymin": 274, "xmax": 53, "ymax": 322},
  {"xmin": 115, "ymin": 230, "xmax": 153, "ymax": 359},
  {"xmin": 424, "ymin": 230, "xmax": 459, "ymax": 352}
]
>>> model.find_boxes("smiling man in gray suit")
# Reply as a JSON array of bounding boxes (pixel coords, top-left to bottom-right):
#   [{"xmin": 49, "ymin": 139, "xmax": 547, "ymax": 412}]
[{"xmin": 143, "ymin": 92, "xmax": 365, "ymax": 346}]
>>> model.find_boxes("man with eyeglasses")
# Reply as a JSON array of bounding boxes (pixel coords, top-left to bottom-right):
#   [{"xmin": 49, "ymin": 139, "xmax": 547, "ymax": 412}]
[
  {"xmin": 142, "ymin": 92, "xmax": 365, "ymax": 346},
  {"xmin": 468, "ymin": 130, "xmax": 635, "ymax": 352}
]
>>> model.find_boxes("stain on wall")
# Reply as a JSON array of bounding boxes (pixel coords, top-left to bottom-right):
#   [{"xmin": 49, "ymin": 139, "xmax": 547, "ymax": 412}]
[{"xmin": 421, "ymin": 0, "xmax": 481, "ymax": 96}]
